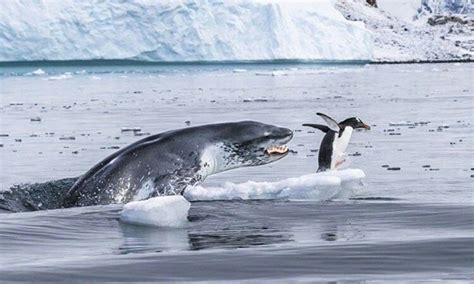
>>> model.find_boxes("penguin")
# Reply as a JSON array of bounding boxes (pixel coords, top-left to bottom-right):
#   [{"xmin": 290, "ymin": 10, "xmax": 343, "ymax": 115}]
[{"xmin": 303, "ymin": 112, "xmax": 370, "ymax": 172}]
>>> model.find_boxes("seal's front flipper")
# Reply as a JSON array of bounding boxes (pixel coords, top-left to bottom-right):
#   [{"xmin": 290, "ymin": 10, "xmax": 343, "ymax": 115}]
[
  {"xmin": 316, "ymin": 112, "xmax": 340, "ymax": 132},
  {"xmin": 302, "ymin": 124, "xmax": 330, "ymax": 133}
]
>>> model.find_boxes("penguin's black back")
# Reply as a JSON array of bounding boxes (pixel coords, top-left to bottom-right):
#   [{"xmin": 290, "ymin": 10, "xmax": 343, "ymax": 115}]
[{"xmin": 317, "ymin": 130, "xmax": 337, "ymax": 172}]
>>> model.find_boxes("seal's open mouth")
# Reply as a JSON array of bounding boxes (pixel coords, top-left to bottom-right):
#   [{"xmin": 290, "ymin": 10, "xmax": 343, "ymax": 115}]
[{"xmin": 265, "ymin": 145, "xmax": 289, "ymax": 155}]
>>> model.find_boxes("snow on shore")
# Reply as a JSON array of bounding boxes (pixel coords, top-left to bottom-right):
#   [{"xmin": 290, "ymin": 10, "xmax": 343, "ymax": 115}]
[{"xmin": 336, "ymin": 0, "xmax": 473, "ymax": 62}]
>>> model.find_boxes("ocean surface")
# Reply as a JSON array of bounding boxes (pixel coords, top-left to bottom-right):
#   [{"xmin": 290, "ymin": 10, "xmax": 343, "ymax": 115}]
[{"xmin": 0, "ymin": 62, "xmax": 473, "ymax": 281}]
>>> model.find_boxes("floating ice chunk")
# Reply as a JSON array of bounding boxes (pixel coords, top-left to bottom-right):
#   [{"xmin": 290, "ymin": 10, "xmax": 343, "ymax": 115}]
[
  {"xmin": 28, "ymin": 68, "xmax": 46, "ymax": 76},
  {"xmin": 242, "ymin": 97, "xmax": 269, "ymax": 103},
  {"xmin": 232, "ymin": 68, "xmax": 247, "ymax": 73},
  {"xmin": 255, "ymin": 70, "xmax": 289, "ymax": 76},
  {"xmin": 47, "ymin": 74, "xmax": 72, "ymax": 81},
  {"xmin": 121, "ymin": 127, "xmax": 141, "ymax": 132},
  {"xmin": 389, "ymin": 121, "xmax": 415, "ymax": 127},
  {"xmin": 185, "ymin": 169, "xmax": 366, "ymax": 201},
  {"xmin": 120, "ymin": 196, "xmax": 190, "ymax": 228}
]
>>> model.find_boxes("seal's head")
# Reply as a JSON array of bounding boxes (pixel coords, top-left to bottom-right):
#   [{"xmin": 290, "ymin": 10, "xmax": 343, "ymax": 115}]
[{"xmin": 201, "ymin": 121, "xmax": 293, "ymax": 174}]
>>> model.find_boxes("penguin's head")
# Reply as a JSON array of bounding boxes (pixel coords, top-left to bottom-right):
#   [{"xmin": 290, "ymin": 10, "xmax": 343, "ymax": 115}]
[{"xmin": 340, "ymin": 117, "xmax": 371, "ymax": 130}]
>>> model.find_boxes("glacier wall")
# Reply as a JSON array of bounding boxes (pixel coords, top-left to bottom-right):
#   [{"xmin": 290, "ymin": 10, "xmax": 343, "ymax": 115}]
[{"xmin": 0, "ymin": 0, "xmax": 373, "ymax": 62}]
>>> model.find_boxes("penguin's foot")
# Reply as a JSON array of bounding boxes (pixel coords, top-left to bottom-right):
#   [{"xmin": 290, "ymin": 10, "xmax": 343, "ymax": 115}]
[{"xmin": 335, "ymin": 159, "xmax": 346, "ymax": 167}]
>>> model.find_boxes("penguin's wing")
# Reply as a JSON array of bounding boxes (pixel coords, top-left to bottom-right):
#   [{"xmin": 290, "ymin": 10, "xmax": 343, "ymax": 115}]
[
  {"xmin": 302, "ymin": 124, "xmax": 330, "ymax": 133},
  {"xmin": 316, "ymin": 113, "xmax": 340, "ymax": 132}
]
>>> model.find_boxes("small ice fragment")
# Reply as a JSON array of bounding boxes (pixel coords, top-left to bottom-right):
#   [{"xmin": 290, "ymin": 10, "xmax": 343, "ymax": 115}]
[
  {"xmin": 121, "ymin": 127, "xmax": 141, "ymax": 132},
  {"xmin": 387, "ymin": 167, "xmax": 401, "ymax": 171},
  {"xmin": 389, "ymin": 121, "xmax": 415, "ymax": 127},
  {"xmin": 243, "ymin": 97, "xmax": 268, "ymax": 103},
  {"xmin": 232, "ymin": 68, "xmax": 247, "ymax": 73},
  {"xmin": 272, "ymin": 70, "xmax": 288, "ymax": 76},
  {"xmin": 120, "ymin": 196, "xmax": 190, "ymax": 227},
  {"xmin": 134, "ymin": 132, "xmax": 150, "ymax": 136},
  {"xmin": 59, "ymin": 136, "xmax": 76, "ymax": 140},
  {"xmin": 31, "ymin": 69, "xmax": 46, "ymax": 75},
  {"xmin": 48, "ymin": 74, "xmax": 72, "ymax": 80}
]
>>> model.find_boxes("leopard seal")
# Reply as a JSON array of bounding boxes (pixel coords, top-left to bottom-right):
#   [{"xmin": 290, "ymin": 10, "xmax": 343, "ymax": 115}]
[{"xmin": 62, "ymin": 121, "xmax": 293, "ymax": 208}]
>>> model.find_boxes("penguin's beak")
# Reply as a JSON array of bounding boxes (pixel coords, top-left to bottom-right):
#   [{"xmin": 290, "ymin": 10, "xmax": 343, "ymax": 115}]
[{"xmin": 361, "ymin": 123, "xmax": 371, "ymax": 130}]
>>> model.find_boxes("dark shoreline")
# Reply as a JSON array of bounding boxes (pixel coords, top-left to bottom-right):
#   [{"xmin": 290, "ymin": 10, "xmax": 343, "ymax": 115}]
[
  {"xmin": 371, "ymin": 58, "xmax": 473, "ymax": 65},
  {"xmin": 0, "ymin": 58, "xmax": 472, "ymax": 68}
]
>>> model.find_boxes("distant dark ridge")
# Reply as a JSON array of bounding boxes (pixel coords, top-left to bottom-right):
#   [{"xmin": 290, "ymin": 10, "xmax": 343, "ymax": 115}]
[
  {"xmin": 372, "ymin": 58, "xmax": 473, "ymax": 64},
  {"xmin": 0, "ymin": 59, "xmax": 370, "ymax": 67},
  {"xmin": 350, "ymin": 197, "xmax": 401, "ymax": 201}
]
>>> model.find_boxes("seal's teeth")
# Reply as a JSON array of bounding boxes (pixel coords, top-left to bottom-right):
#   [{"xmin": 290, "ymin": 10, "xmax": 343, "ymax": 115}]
[{"xmin": 266, "ymin": 144, "xmax": 289, "ymax": 154}]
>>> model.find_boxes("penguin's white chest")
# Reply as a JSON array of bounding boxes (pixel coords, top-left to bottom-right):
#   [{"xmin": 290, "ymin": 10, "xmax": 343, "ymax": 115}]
[{"xmin": 331, "ymin": 127, "xmax": 353, "ymax": 169}]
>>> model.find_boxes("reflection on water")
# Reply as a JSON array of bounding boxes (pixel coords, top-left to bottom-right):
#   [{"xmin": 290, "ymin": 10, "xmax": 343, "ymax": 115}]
[
  {"xmin": 188, "ymin": 229, "xmax": 291, "ymax": 251},
  {"xmin": 118, "ymin": 223, "xmax": 190, "ymax": 254},
  {"xmin": 118, "ymin": 214, "xmax": 293, "ymax": 254}
]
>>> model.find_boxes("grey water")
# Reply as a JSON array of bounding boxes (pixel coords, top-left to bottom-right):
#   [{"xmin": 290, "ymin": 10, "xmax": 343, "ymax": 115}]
[{"xmin": 1, "ymin": 62, "xmax": 473, "ymax": 281}]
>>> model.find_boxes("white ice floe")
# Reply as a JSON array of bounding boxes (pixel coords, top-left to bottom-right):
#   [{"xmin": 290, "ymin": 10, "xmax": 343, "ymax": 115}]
[
  {"xmin": 0, "ymin": 0, "xmax": 372, "ymax": 62},
  {"xmin": 185, "ymin": 169, "xmax": 366, "ymax": 201},
  {"xmin": 120, "ymin": 196, "xmax": 190, "ymax": 228}
]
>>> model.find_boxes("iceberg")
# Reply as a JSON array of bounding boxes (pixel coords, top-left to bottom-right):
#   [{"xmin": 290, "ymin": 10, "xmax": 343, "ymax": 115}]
[{"xmin": 0, "ymin": 0, "xmax": 372, "ymax": 62}]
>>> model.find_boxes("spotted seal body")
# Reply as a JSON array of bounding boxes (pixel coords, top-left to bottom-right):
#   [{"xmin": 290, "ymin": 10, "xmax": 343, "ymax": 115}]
[{"xmin": 63, "ymin": 121, "xmax": 293, "ymax": 208}]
